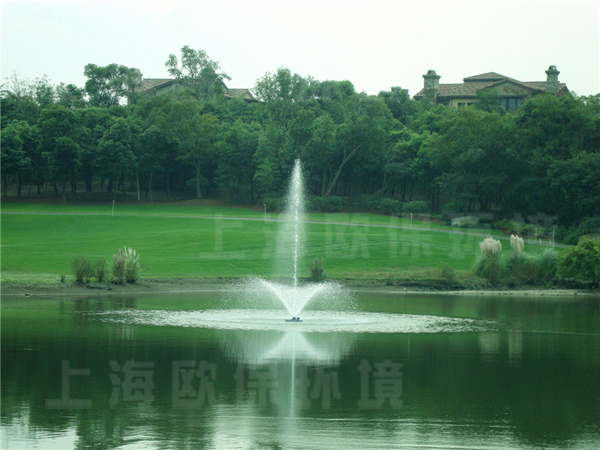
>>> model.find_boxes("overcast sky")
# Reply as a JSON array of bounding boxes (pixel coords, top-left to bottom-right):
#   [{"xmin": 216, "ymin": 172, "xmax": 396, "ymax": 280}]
[{"xmin": 2, "ymin": 1, "xmax": 599, "ymax": 98}]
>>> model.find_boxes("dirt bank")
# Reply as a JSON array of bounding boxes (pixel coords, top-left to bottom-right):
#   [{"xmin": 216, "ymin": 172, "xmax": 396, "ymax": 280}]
[{"xmin": 2, "ymin": 277, "xmax": 597, "ymax": 298}]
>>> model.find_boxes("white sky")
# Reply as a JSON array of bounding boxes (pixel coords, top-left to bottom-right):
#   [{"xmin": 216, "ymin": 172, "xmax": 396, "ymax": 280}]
[{"xmin": 2, "ymin": 1, "xmax": 599, "ymax": 97}]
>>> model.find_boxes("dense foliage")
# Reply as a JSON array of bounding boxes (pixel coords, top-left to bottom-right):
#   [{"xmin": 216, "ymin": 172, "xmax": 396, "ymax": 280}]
[{"xmin": 2, "ymin": 51, "xmax": 600, "ymax": 237}]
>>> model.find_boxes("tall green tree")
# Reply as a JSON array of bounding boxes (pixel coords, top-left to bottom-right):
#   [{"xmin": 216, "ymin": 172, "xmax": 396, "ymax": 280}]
[
  {"xmin": 165, "ymin": 46, "xmax": 230, "ymax": 100},
  {"xmin": 378, "ymin": 86, "xmax": 418, "ymax": 125},
  {"xmin": 253, "ymin": 67, "xmax": 311, "ymax": 103},
  {"xmin": 2, "ymin": 120, "xmax": 40, "ymax": 197},
  {"xmin": 96, "ymin": 116, "xmax": 139, "ymax": 198},
  {"xmin": 322, "ymin": 94, "xmax": 392, "ymax": 196},
  {"xmin": 424, "ymin": 108, "xmax": 514, "ymax": 212},
  {"xmin": 139, "ymin": 125, "xmax": 176, "ymax": 202},
  {"xmin": 56, "ymin": 83, "xmax": 87, "ymax": 109},
  {"xmin": 216, "ymin": 120, "xmax": 260, "ymax": 202},
  {"xmin": 1, "ymin": 72, "xmax": 40, "ymax": 126},
  {"xmin": 152, "ymin": 98, "xmax": 220, "ymax": 199},
  {"xmin": 1, "ymin": 122, "xmax": 29, "ymax": 197},
  {"xmin": 84, "ymin": 64, "xmax": 140, "ymax": 107},
  {"xmin": 38, "ymin": 105, "xmax": 82, "ymax": 200}
]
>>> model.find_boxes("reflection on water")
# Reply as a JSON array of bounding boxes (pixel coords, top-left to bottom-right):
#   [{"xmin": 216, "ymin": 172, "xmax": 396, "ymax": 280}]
[
  {"xmin": 2, "ymin": 292, "xmax": 600, "ymax": 450},
  {"xmin": 218, "ymin": 329, "xmax": 356, "ymax": 365}
]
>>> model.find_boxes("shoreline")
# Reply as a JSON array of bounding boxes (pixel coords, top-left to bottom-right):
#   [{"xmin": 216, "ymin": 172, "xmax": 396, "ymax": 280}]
[{"xmin": 2, "ymin": 277, "xmax": 597, "ymax": 298}]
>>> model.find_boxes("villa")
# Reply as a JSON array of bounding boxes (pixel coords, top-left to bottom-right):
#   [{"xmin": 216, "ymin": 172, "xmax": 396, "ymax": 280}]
[{"xmin": 414, "ymin": 65, "xmax": 570, "ymax": 111}]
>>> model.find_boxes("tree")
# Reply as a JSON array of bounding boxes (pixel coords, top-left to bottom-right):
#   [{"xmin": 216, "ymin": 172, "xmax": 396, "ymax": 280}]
[
  {"xmin": 378, "ymin": 86, "xmax": 418, "ymax": 125},
  {"xmin": 56, "ymin": 83, "xmax": 87, "ymax": 109},
  {"xmin": 302, "ymin": 114, "xmax": 337, "ymax": 195},
  {"xmin": 1, "ymin": 122, "xmax": 29, "ymax": 197},
  {"xmin": 1, "ymin": 72, "xmax": 40, "ymax": 126},
  {"xmin": 44, "ymin": 136, "xmax": 82, "ymax": 202},
  {"xmin": 165, "ymin": 46, "xmax": 230, "ymax": 100},
  {"xmin": 96, "ymin": 116, "xmax": 138, "ymax": 198},
  {"xmin": 507, "ymin": 94, "xmax": 600, "ymax": 223},
  {"xmin": 474, "ymin": 89, "xmax": 505, "ymax": 114},
  {"xmin": 76, "ymin": 107, "xmax": 116, "ymax": 192},
  {"xmin": 381, "ymin": 127, "xmax": 421, "ymax": 200},
  {"xmin": 178, "ymin": 113, "xmax": 220, "ymax": 199},
  {"xmin": 216, "ymin": 120, "xmax": 260, "ymax": 202},
  {"xmin": 139, "ymin": 126, "xmax": 176, "ymax": 202},
  {"xmin": 31, "ymin": 75, "xmax": 56, "ymax": 108},
  {"xmin": 84, "ymin": 63, "xmax": 140, "ymax": 107},
  {"xmin": 38, "ymin": 105, "xmax": 82, "ymax": 200},
  {"xmin": 312, "ymin": 80, "xmax": 355, "ymax": 101},
  {"xmin": 1, "ymin": 120, "xmax": 40, "ymax": 197},
  {"xmin": 253, "ymin": 67, "xmax": 311, "ymax": 103},
  {"xmin": 152, "ymin": 98, "xmax": 219, "ymax": 199},
  {"xmin": 322, "ymin": 94, "xmax": 392, "ymax": 196},
  {"xmin": 422, "ymin": 108, "xmax": 514, "ymax": 212}
]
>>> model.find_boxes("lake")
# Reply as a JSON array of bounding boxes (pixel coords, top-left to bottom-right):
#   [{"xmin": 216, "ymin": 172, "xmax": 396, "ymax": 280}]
[{"xmin": 2, "ymin": 290, "xmax": 599, "ymax": 449}]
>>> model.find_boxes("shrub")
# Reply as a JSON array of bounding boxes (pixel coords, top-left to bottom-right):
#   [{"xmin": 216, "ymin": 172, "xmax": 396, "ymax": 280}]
[
  {"xmin": 439, "ymin": 266, "xmax": 457, "ymax": 284},
  {"xmin": 474, "ymin": 237, "xmax": 504, "ymax": 284},
  {"xmin": 72, "ymin": 256, "xmax": 93, "ymax": 284},
  {"xmin": 311, "ymin": 257, "xmax": 324, "ymax": 281},
  {"xmin": 563, "ymin": 216, "xmax": 600, "ymax": 244},
  {"xmin": 350, "ymin": 195, "xmax": 380, "ymax": 212},
  {"xmin": 95, "ymin": 259, "xmax": 107, "ymax": 282},
  {"xmin": 442, "ymin": 200, "xmax": 468, "ymax": 214},
  {"xmin": 311, "ymin": 196, "xmax": 343, "ymax": 212},
  {"xmin": 403, "ymin": 200, "xmax": 429, "ymax": 214},
  {"xmin": 536, "ymin": 248, "xmax": 559, "ymax": 284},
  {"xmin": 495, "ymin": 219, "xmax": 523, "ymax": 235},
  {"xmin": 558, "ymin": 239, "xmax": 600, "ymax": 283},
  {"xmin": 504, "ymin": 252, "xmax": 538, "ymax": 285},
  {"xmin": 378, "ymin": 198, "xmax": 403, "ymax": 216},
  {"xmin": 495, "ymin": 220, "xmax": 546, "ymax": 238},
  {"xmin": 111, "ymin": 253, "xmax": 126, "ymax": 285},
  {"xmin": 112, "ymin": 246, "xmax": 140, "ymax": 284},
  {"xmin": 262, "ymin": 197, "xmax": 285, "ymax": 213}
]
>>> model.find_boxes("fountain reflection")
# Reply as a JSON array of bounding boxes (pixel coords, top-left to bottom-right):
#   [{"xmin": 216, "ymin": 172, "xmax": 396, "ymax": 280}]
[{"xmin": 218, "ymin": 329, "xmax": 357, "ymax": 366}]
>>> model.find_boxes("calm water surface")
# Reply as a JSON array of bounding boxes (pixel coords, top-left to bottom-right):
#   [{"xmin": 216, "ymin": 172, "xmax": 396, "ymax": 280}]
[{"xmin": 2, "ymin": 290, "xmax": 599, "ymax": 449}]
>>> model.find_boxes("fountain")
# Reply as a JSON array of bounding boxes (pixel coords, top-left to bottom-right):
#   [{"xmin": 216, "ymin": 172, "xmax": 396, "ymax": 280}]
[{"xmin": 255, "ymin": 159, "xmax": 341, "ymax": 320}]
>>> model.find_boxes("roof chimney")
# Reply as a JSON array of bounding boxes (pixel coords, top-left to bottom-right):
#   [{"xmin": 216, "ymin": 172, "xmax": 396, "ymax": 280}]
[
  {"xmin": 423, "ymin": 70, "xmax": 441, "ymax": 102},
  {"xmin": 545, "ymin": 65, "xmax": 560, "ymax": 93}
]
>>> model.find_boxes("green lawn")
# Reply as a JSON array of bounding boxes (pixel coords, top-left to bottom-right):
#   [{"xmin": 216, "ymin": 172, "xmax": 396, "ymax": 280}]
[{"xmin": 1, "ymin": 202, "xmax": 558, "ymax": 283}]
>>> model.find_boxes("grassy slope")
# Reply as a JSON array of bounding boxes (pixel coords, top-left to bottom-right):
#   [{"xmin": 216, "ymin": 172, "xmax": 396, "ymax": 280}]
[{"xmin": 1, "ymin": 202, "xmax": 557, "ymax": 283}]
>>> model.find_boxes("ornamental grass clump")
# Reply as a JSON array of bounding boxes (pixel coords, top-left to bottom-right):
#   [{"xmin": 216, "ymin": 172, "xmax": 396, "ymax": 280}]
[
  {"xmin": 474, "ymin": 237, "xmax": 504, "ymax": 284},
  {"xmin": 111, "ymin": 247, "xmax": 140, "ymax": 284},
  {"xmin": 510, "ymin": 234, "xmax": 524, "ymax": 256},
  {"xmin": 505, "ymin": 234, "xmax": 529, "ymax": 285}
]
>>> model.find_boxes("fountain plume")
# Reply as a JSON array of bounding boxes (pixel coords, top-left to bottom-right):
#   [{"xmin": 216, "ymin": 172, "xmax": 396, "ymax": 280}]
[{"xmin": 257, "ymin": 159, "xmax": 341, "ymax": 318}]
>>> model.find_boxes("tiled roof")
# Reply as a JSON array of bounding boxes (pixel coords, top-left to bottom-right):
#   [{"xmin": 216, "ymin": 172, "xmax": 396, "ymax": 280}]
[
  {"xmin": 463, "ymin": 72, "xmax": 513, "ymax": 82},
  {"xmin": 135, "ymin": 78, "xmax": 176, "ymax": 92},
  {"xmin": 225, "ymin": 88, "xmax": 256, "ymax": 100},
  {"xmin": 133, "ymin": 78, "xmax": 255, "ymax": 100},
  {"xmin": 522, "ymin": 81, "xmax": 568, "ymax": 93}
]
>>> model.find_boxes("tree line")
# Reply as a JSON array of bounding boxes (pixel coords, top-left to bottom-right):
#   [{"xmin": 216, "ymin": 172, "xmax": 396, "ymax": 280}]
[{"xmin": 2, "ymin": 47, "xmax": 600, "ymax": 234}]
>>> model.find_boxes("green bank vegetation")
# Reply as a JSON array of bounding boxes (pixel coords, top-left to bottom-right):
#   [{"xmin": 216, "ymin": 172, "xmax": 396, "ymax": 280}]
[{"xmin": 3, "ymin": 203, "xmax": 585, "ymax": 289}]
